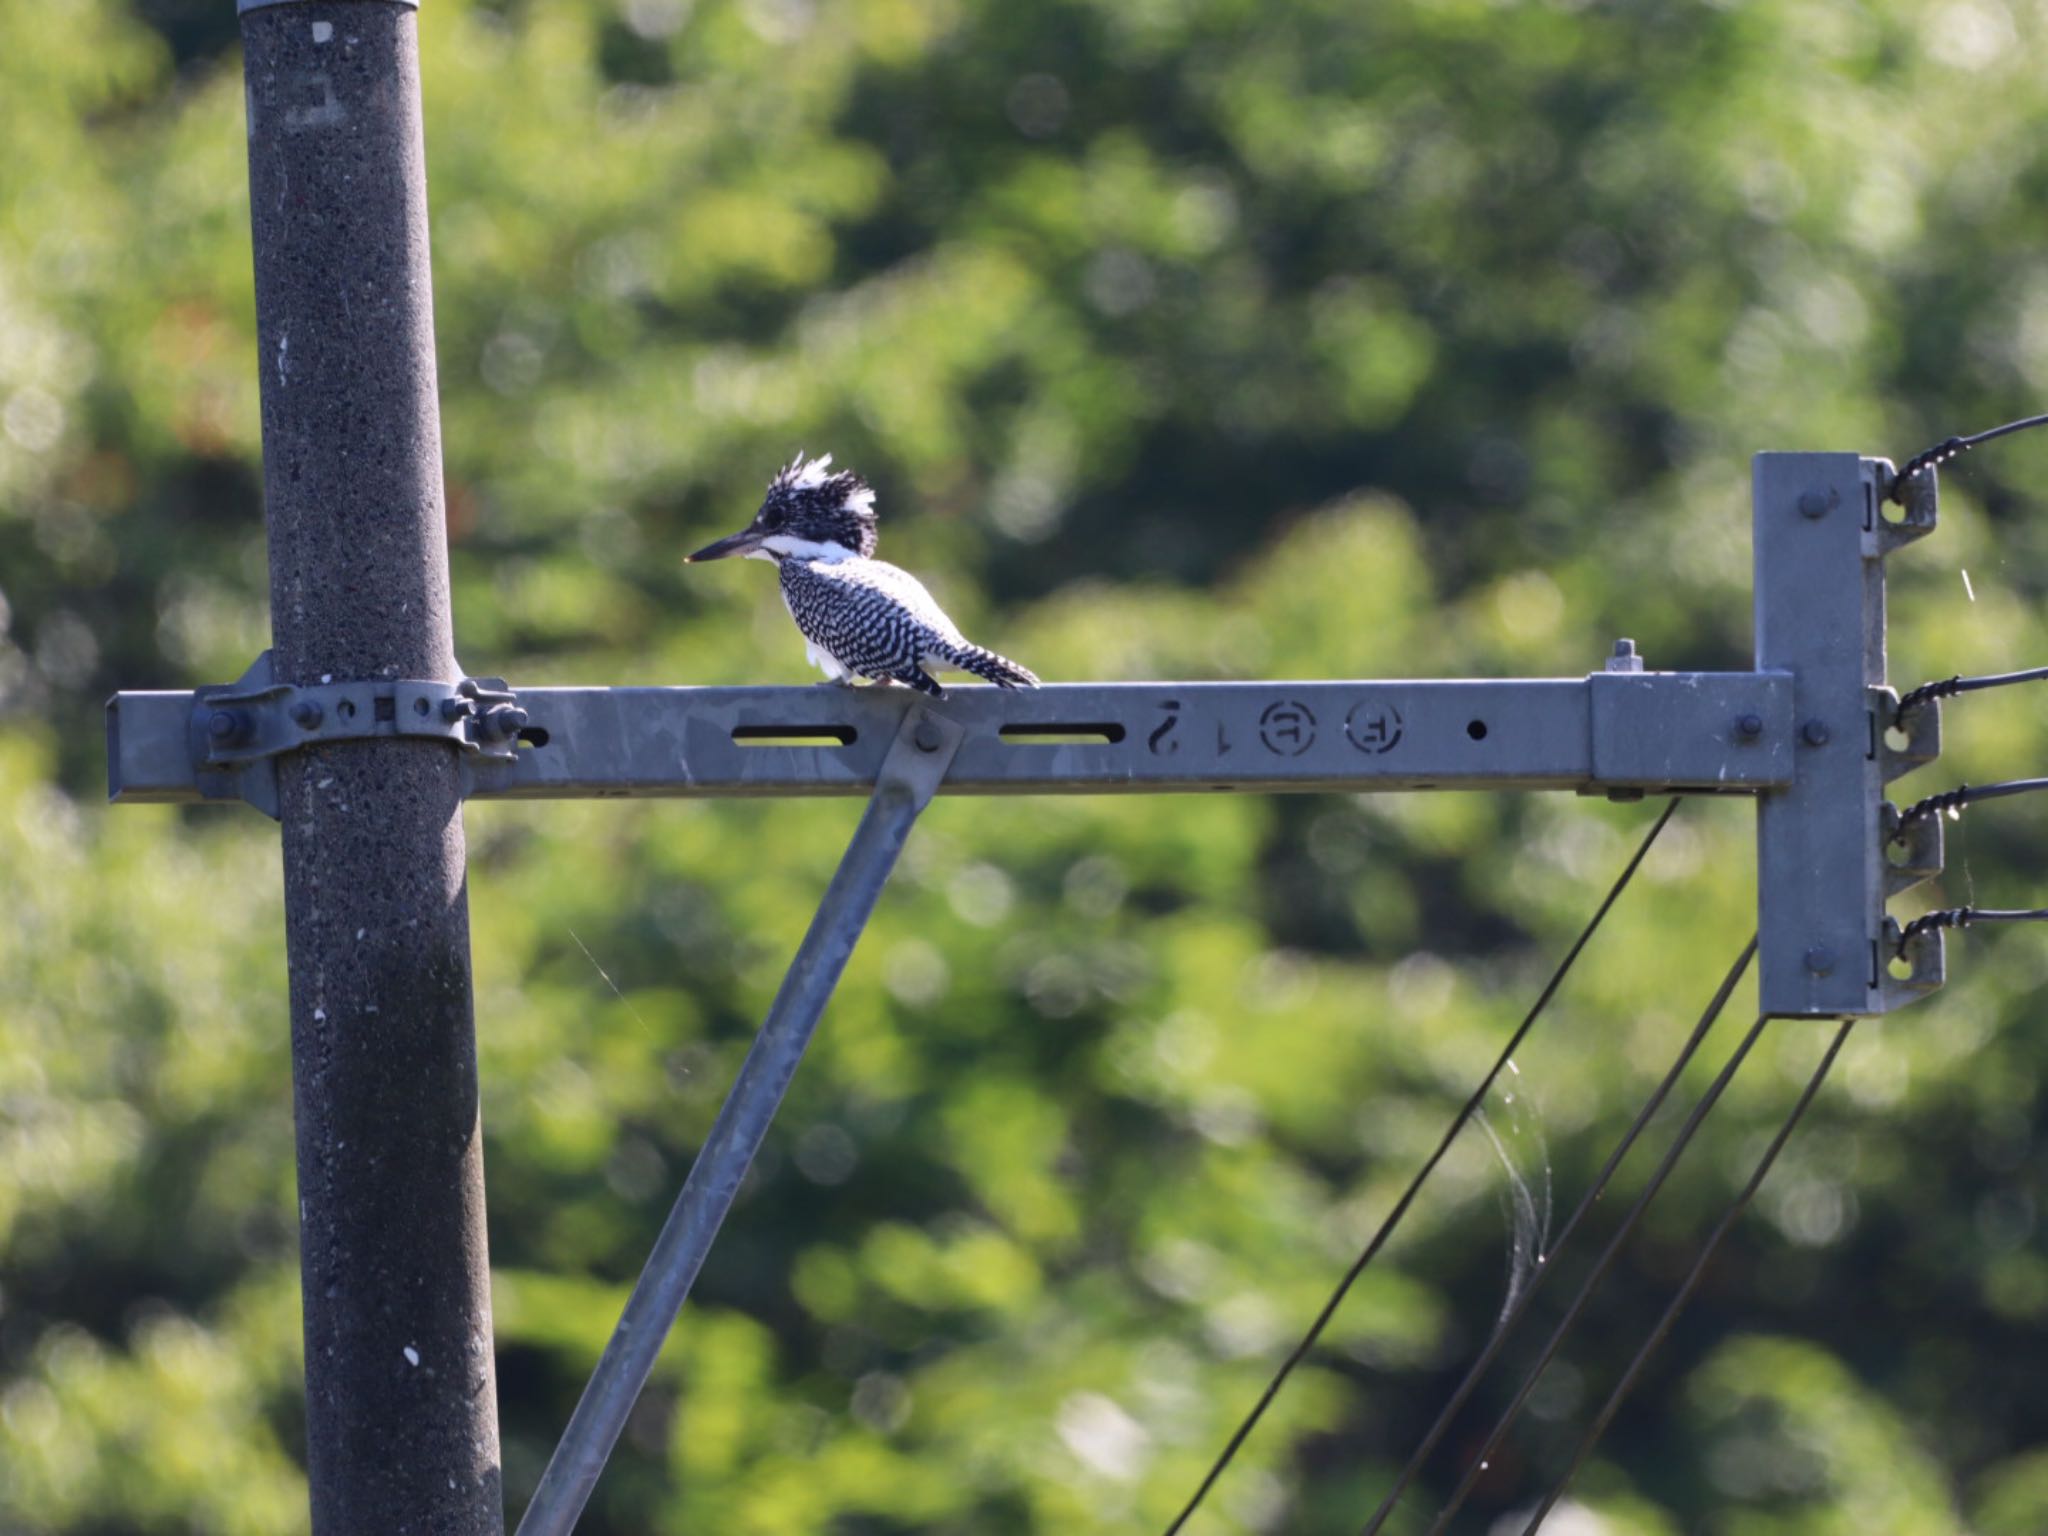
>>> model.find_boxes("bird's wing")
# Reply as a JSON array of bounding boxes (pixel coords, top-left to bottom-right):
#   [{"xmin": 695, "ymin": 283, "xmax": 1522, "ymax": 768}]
[{"xmin": 814, "ymin": 559, "xmax": 968, "ymax": 644}]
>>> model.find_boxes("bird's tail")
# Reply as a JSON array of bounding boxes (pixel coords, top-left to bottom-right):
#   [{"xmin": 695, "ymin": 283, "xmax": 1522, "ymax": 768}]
[{"xmin": 945, "ymin": 642, "xmax": 1040, "ymax": 688}]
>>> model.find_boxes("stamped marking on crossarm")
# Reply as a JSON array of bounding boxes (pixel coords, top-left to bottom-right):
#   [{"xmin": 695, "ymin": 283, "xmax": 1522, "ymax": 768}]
[
  {"xmin": 1260, "ymin": 699, "xmax": 1316, "ymax": 756},
  {"xmin": 1149, "ymin": 700, "xmax": 1181, "ymax": 755},
  {"xmin": 1345, "ymin": 698, "xmax": 1404, "ymax": 755}
]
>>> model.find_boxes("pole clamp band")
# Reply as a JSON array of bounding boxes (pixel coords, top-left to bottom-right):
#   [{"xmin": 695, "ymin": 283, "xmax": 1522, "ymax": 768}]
[{"xmin": 187, "ymin": 651, "xmax": 524, "ymax": 816}]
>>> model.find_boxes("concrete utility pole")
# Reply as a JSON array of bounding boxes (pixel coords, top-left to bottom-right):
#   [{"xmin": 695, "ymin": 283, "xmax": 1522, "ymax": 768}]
[{"xmin": 238, "ymin": 2, "xmax": 501, "ymax": 1528}]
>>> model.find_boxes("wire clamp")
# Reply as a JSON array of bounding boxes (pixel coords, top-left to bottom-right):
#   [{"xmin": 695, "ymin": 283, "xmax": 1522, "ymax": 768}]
[
  {"xmin": 1883, "ymin": 915, "xmax": 1948, "ymax": 996},
  {"xmin": 1876, "ymin": 685, "xmax": 1941, "ymax": 781}
]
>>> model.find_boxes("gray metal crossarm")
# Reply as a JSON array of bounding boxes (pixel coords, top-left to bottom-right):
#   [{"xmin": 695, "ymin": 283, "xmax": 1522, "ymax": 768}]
[{"xmin": 109, "ymin": 672, "xmax": 1794, "ymax": 808}]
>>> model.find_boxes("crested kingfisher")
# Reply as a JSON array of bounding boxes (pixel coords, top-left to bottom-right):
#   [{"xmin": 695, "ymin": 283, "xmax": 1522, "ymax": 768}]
[{"xmin": 687, "ymin": 453, "xmax": 1041, "ymax": 698}]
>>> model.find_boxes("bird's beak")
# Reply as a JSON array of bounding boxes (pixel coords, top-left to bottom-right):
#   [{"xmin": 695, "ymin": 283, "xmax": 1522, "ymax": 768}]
[{"xmin": 685, "ymin": 528, "xmax": 762, "ymax": 563}]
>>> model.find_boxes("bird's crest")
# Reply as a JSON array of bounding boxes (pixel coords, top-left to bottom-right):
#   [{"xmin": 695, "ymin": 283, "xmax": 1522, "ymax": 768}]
[{"xmin": 761, "ymin": 450, "xmax": 878, "ymax": 557}]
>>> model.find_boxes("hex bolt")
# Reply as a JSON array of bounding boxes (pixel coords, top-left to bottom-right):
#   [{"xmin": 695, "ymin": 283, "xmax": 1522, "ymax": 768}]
[
  {"xmin": 207, "ymin": 708, "xmax": 247, "ymax": 743},
  {"xmin": 1606, "ymin": 637, "xmax": 1644, "ymax": 673},
  {"xmin": 1801, "ymin": 718, "xmax": 1831, "ymax": 747},
  {"xmin": 1735, "ymin": 712, "xmax": 1765, "ymax": 741},
  {"xmin": 289, "ymin": 700, "xmax": 324, "ymax": 730},
  {"xmin": 1797, "ymin": 489, "xmax": 1830, "ymax": 519},
  {"xmin": 440, "ymin": 697, "xmax": 474, "ymax": 722},
  {"xmin": 1804, "ymin": 945, "xmax": 1836, "ymax": 977},
  {"xmin": 913, "ymin": 718, "xmax": 944, "ymax": 753}
]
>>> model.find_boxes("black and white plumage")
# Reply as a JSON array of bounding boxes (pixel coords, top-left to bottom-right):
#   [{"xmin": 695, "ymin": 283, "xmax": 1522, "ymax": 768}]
[{"xmin": 687, "ymin": 453, "xmax": 1040, "ymax": 698}]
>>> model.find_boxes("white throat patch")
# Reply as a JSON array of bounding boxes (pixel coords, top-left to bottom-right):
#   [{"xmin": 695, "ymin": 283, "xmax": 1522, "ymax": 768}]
[{"xmin": 759, "ymin": 534, "xmax": 858, "ymax": 562}]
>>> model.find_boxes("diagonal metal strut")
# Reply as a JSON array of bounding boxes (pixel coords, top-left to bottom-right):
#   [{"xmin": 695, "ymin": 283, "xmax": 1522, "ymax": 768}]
[{"xmin": 514, "ymin": 705, "xmax": 964, "ymax": 1536}]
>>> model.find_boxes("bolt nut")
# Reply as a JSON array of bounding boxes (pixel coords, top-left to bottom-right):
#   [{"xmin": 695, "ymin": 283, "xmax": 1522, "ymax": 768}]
[
  {"xmin": 1735, "ymin": 712, "xmax": 1765, "ymax": 740},
  {"xmin": 913, "ymin": 718, "xmax": 944, "ymax": 753},
  {"xmin": 1797, "ymin": 490, "xmax": 1830, "ymax": 519},
  {"xmin": 440, "ymin": 697, "xmax": 474, "ymax": 722},
  {"xmin": 289, "ymin": 700, "xmax": 324, "ymax": 730},
  {"xmin": 1804, "ymin": 944, "xmax": 1836, "ymax": 977},
  {"xmin": 207, "ymin": 708, "xmax": 248, "ymax": 743},
  {"xmin": 1801, "ymin": 718, "xmax": 1831, "ymax": 747},
  {"xmin": 478, "ymin": 704, "xmax": 529, "ymax": 742}
]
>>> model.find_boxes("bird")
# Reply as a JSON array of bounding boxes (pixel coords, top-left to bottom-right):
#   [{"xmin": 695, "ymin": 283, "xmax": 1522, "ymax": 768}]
[{"xmin": 687, "ymin": 453, "xmax": 1041, "ymax": 698}]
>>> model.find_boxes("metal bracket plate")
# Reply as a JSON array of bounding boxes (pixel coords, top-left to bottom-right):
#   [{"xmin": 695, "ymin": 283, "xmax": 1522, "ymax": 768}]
[
  {"xmin": 1753, "ymin": 453, "xmax": 1943, "ymax": 1018},
  {"xmin": 1586, "ymin": 669, "xmax": 1793, "ymax": 788}
]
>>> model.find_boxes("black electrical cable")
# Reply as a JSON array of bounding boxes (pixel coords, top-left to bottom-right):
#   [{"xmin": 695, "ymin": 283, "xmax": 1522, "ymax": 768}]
[
  {"xmin": 1358, "ymin": 935, "xmax": 1757, "ymax": 1536},
  {"xmin": 1517, "ymin": 1018, "xmax": 1855, "ymax": 1536},
  {"xmin": 1889, "ymin": 411, "xmax": 2048, "ymax": 503},
  {"xmin": 1895, "ymin": 665, "xmax": 2048, "ymax": 722},
  {"xmin": 1158, "ymin": 799, "xmax": 1680, "ymax": 1536},
  {"xmin": 1892, "ymin": 778, "xmax": 2048, "ymax": 838},
  {"xmin": 1897, "ymin": 905, "xmax": 2048, "ymax": 954},
  {"xmin": 1420, "ymin": 1009, "xmax": 1773, "ymax": 1536}
]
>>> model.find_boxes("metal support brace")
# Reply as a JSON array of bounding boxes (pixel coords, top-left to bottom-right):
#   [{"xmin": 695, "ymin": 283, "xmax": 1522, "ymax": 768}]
[{"xmin": 513, "ymin": 704, "xmax": 964, "ymax": 1536}]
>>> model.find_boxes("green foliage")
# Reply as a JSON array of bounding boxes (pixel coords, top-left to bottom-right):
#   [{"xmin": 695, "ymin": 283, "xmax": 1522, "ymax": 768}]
[
  {"xmin": 6, "ymin": 0, "xmax": 2048, "ymax": 1531},
  {"xmin": 1683, "ymin": 1335, "xmax": 1957, "ymax": 1534}
]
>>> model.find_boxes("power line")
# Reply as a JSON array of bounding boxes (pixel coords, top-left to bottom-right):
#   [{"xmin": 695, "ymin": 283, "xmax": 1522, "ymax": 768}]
[
  {"xmin": 1889, "ymin": 411, "xmax": 2048, "ymax": 502},
  {"xmin": 1516, "ymin": 1018, "xmax": 1855, "ymax": 1536},
  {"xmin": 1895, "ymin": 664, "xmax": 2048, "ymax": 722},
  {"xmin": 1358, "ymin": 935, "xmax": 1757, "ymax": 1536},
  {"xmin": 1418, "ymin": 1008, "xmax": 1773, "ymax": 1536},
  {"xmin": 1159, "ymin": 799, "xmax": 1680, "ymax": 1536},
  {"xmin": 1892, "ymin": 778, "xmax": 2048, "ymax": 838},
  {"xmin": 1897, "ymin": 905, "xmax": 2048, "ymax": 954}
]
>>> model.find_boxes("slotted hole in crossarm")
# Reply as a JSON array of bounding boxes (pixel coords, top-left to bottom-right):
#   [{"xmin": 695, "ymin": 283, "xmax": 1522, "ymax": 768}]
[
  {"xmin": 730, "ymin": 724, "xmax": 858, "ymax": 747},
  {"xmin": 998, "ymin": 722, "xmax": 1127, "ymax": 745}
]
